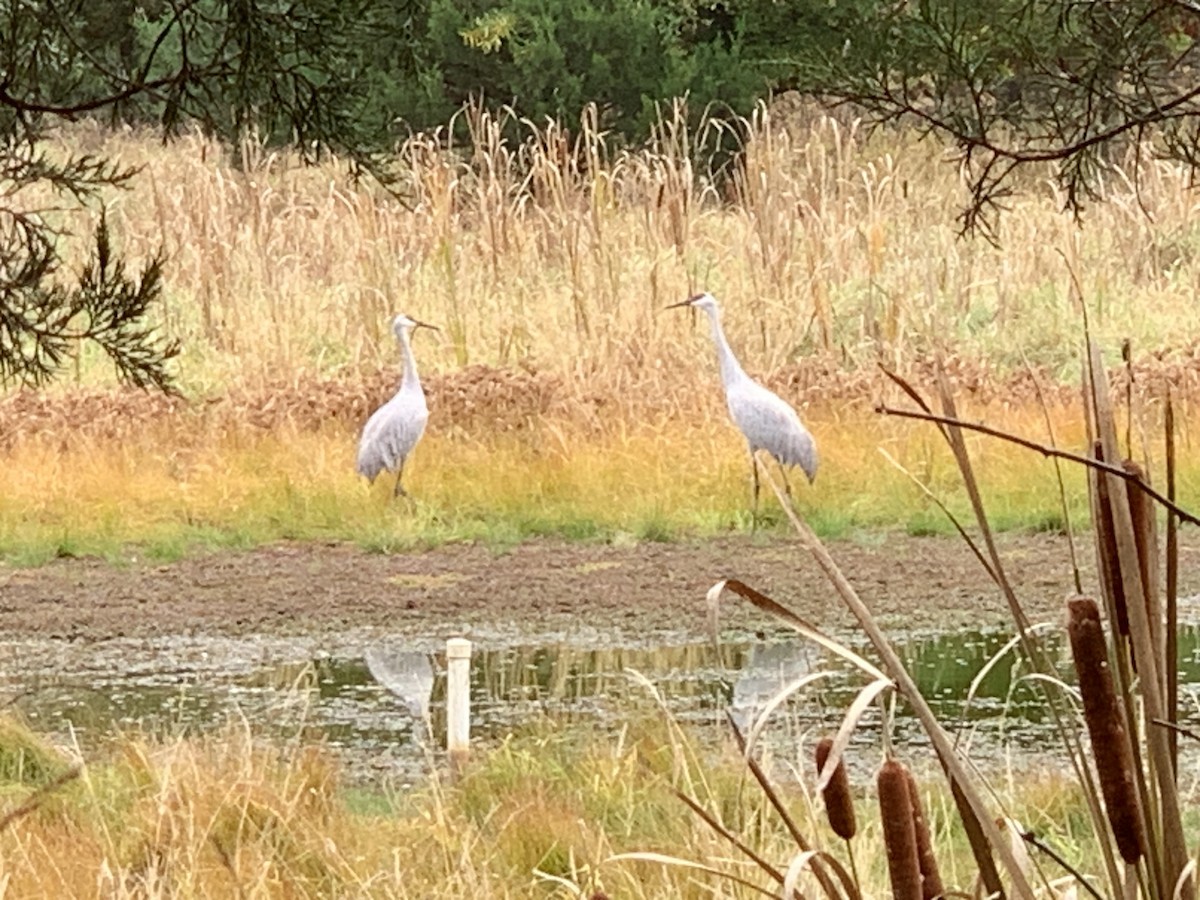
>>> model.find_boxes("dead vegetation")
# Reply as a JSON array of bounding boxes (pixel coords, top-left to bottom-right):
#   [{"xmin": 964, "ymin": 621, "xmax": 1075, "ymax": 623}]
[{"xmin": 8, "ymin": 343, "xmax": 1200, "ymax": 453}]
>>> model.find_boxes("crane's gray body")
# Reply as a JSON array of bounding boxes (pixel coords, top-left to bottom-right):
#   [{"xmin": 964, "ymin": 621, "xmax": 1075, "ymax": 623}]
[
  {"xmin": 357, "ymin": 315, "xmax": 433, "ymax": 495},
  {"xmin": 670, "ymin": 292, "xmax": 817, "ymax": 523},
  {"xmin": 724, "ymin": 375, "xmax": 818, "ymax": 480},
  {"xmin": 356, "ymin": 384, "xmax": 429, "ymax": 481}
]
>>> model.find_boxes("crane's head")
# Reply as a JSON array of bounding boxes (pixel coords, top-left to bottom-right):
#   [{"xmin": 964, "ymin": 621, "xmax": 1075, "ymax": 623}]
[
  {"xmin": 665, "ymin": 292, "xmax": 719, "ymax": 315},
  {"xmin": 392, "ymin": 314, "xmax": 439, "ymax": 339}
]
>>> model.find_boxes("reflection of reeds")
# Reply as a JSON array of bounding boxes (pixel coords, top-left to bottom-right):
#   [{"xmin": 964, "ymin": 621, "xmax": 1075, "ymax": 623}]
[{"xmin": 465, "ymin": 642, "xmax": 744, "ymax": 704}]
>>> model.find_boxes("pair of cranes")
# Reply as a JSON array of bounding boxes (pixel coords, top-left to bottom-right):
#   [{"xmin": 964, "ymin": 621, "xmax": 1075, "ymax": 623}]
[{"xmin": 356, "ymin": 293, "xmax": 818, "ymax": 522}]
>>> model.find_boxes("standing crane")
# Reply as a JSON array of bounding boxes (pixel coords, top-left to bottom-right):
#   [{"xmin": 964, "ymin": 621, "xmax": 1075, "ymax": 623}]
[
  {"xmin": 357, "ymin": 314, "xmax": 439, "ymax": 497},
  {"xmin": 667, "ymin": 292, "xmax": 817, "ymax": 525}
]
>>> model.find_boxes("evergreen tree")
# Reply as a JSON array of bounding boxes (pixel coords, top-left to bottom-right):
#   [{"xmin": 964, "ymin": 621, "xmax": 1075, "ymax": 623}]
[{"xmin": 0, "ymin": 0, "xmax": 422, "ymax": 390}]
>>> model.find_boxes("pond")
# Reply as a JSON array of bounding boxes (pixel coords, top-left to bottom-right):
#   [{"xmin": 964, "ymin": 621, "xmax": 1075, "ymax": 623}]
[{"xmin": 3, "ymin": 623, "xmax": 1199, "ymax": 784}]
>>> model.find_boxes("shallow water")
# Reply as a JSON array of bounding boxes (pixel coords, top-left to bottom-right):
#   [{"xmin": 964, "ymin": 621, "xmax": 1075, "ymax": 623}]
[{"xmin": 3, "ymin": 623, "xmax": 1199, "ymax": 785}]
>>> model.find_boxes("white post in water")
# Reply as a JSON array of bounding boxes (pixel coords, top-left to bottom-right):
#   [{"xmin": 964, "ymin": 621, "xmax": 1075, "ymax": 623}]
[{"xmin": 445, "ymin": 638, "xmax": 472, "ymax": 770}]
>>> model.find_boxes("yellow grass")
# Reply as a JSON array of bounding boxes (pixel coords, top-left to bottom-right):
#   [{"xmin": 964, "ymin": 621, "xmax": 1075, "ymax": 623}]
[{"xmin": 0, "ymin": 401, "xmax": 1118, "ymax": 563}]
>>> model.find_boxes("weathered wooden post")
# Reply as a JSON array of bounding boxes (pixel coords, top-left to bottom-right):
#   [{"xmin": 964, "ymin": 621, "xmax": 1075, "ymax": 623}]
[{"xmin": 446, "ymin": 637, "xmax": 472, "ymax": 771}]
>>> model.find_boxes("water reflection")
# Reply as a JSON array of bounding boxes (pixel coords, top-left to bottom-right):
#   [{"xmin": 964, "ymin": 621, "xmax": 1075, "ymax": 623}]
[{"xmin": 3, "ymin": 625, "xmax": 1200, "ymax": 783}]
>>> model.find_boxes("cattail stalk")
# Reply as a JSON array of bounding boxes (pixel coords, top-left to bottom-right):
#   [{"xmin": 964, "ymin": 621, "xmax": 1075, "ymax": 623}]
[
  {"xmin": 878, "ymin": 759, "xmax": 922, "ymax": 900},
  {"xmin": 902, "ymin": 766, "xmax": 945, "ymax": 900},
  {"xmin": 1066, "ymin": 597, "xmax": 1145, "ymax": 864},
  {"xmin": 1123, "ymin": 459, "xmax": 1163, "ymax": 684},
  {"xmin": 814, "ymin": 737, "xmax": 857, "ymax": 840},
  {"xmin": 1092, "ymin": 442, "xmax": 1129, "ymax": 636},
  {"xmin": 1166, "ymin": 396, "xmax": 1179, "ymax": 771}
]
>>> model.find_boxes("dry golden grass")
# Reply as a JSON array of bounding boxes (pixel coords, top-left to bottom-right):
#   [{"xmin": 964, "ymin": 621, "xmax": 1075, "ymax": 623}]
[
  {"xmin": 35, "ymin": 99, "xmax": 1200, "ymax": 407},
  {"xmin": 7, "ymin": 101, "xmax": 1200, "ymax": 554},
  {"xmin": 0, "ymin": 714, "xmax": 1100, "ymax": 900},
  {"xmin": 0, "ymin": 397, "xmax": 1113, "ymax": 562}
]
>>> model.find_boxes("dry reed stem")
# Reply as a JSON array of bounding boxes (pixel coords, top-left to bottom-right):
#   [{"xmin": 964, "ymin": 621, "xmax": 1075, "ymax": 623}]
[
  {"xmin": 1123, "ymin": 459, "xmax": 1163, "ymax": 687},
  {"xmin": 905, "ymin": 365, "xmax": 1139, "ymax": 896},
  {"xmin": 1093, "ymin": 445, "xmax": 1131, "ymax": 637},
  {"xmin": 878, "ymin": 759, "xmax": 921, "ymax": 900},
  {"xmin": 1165, "ymin": 396, "xmax": 1179, "ymax": 771},
  {"xmin": 901, "ymin": 766, "xmax": 944, "ymax": 900},
  {"xmin": 1066, "ymin": 597, "xmax": 1145, "ymax": 865},
  {"xmin": 814, "ymin": 737, "xmax": 856, "ymax": 841}
]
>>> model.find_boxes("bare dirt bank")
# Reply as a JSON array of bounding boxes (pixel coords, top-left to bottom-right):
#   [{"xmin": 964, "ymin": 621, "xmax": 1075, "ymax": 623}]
[{"xmin": 5, "ymin": 531, "xmax": 1192, "ymax": 641}]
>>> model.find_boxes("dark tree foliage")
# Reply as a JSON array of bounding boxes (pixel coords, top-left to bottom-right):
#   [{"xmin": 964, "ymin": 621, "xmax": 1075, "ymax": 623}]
[
  {"xmin": 421, "ymin": 0, "xmax": 774, "ymax": 140},
  {"xmin": 0, "ymin": 0, "xmax": 422, "ymax": 391},
  {"xmin": 787, "ymin": 0, "xmax": 1200, "ymax": 236}
]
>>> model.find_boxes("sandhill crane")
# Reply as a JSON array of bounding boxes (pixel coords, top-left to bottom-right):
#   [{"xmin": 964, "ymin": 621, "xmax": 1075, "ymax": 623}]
[
  {"xmin": 667, "ymin": 292, "xmax": 817, "ymax": 524},
  {"xmin": 357, "ymin": 314, "xmax": 438, "ymax": 497}
]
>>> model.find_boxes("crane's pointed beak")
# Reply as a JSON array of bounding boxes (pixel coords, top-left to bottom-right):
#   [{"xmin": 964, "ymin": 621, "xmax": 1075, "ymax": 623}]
[
  {"xmin": 664, "ymin": 299, "xmax": 694, "ymax": 310},
  {"xmin": 412, "ymin": 319, "xmax": 440, "ymax": 332}
]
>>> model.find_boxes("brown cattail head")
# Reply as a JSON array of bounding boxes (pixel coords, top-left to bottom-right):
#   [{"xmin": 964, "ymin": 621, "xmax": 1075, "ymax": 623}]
[
  {"xmin": 1066, "ymin": 597, "xmax": 1145, "ymax": 864},
  {"xmin": 815, "ymin": 737, "xmax": 857, "ymax": 840},
  {"xmin": 878, "ymin": 759, "xmax": 922, "ymax": 900},
  {"xmin": 902, "ymin": 766, "xmax": 945, "ymax": 900}
]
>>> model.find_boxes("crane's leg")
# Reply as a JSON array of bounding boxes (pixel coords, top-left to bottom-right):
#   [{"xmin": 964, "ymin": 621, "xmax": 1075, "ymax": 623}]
[
  {"xmin": 393, "ymin": 462, "xmax": 408, "ymax": 498},
  {"xmin": 774, "ymin": 457, "xmax": 794, "ymax": 500},
  {"xmin": 749, "ymin": 448, "xmax": 760, "ymax": 533}
]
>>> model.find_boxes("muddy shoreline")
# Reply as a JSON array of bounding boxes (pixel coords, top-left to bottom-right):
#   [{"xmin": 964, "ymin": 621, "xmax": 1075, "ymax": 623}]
[{"xmin": 5, "ymin": 531, "xmax": 1190, "ymax": 642}]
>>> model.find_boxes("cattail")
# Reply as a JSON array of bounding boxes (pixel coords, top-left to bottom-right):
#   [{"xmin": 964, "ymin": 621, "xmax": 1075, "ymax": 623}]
[
  {"xmin": 878, "ymin": 759, "xmax": 922, "ymax": 900},
  {"xmin": 1124, "ymin": 459, "xmax": 1163, "ymax": 668},
  {"xmin": 1066, "ymin": 597, "xmax": 1144, "ymax": 864},
  {"xmin": 902, "ymin": 766, "xmax": 945, "ymax": 900},
  {"xmin": 1123, "ymin": 459, "xmax": 1154, "ymax": 580},
  {"xmin": 1092, "ymin": 442, "xmax": 1129, "ymax": 636},
  {"xmin": 814, "ymin": 737, "xmax": 857, "ymax": 840}
]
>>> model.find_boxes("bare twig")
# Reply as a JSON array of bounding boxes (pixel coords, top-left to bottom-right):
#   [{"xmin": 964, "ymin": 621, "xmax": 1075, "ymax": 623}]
[
  {"xmin": 1020, "ymin": 830, "xmax": 1106, "ymax": 900},
  {"xmin": 875, "ymin": 403, "xmax": 1200, "ymax": 527},
  {"xmin": 0, "ymin": 766, "xmax": 82, "ymax": 832},
  {"xmin": 1152, "ymin": 719, "xmax": 1200, "ymax": 744}
]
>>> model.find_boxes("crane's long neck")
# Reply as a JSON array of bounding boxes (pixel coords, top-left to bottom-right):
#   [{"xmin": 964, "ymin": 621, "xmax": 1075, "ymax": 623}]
[
  {"xmin": 398, "ymin": 329, "xmax": 422, "ymax": 393},
  {"xmin": 705, "ymin": 307, "xmax": 747, "ymax": 387}
]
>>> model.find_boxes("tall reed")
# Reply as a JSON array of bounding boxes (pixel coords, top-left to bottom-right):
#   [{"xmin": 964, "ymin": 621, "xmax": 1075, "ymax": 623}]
[{"xmin": 26, "ymin": 102, "xmax": 1200, "ymax": 425}]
